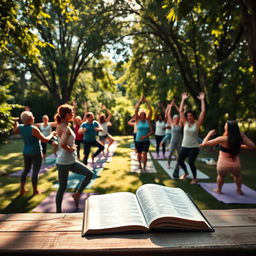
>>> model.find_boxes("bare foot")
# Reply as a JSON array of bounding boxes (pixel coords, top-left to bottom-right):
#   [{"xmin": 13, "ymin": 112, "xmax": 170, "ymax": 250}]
[
  {"xmin": 72, "ymin": 193, "xmax": 80, "ymax": 209},
  {"xmin": 179, "ymin": 173, "xmax": 189, "ymax": 180},
  {"xmin": 33, "ymin": 190, "xmax": 40, "ymax": 196},
  {"xmin": 190, "ymin": 179, "xmax": 198, "ymax": 184},
  {"xmin": 236, "ymin": 189, "xmax": 244, "ymax": 195},
  {"xmin": 212, "ymin": 188, "xmax": 222, "ymax": 194},
  {"xmin": 19, "ymin": 189, "xmax": 29, "ymax": 196}
]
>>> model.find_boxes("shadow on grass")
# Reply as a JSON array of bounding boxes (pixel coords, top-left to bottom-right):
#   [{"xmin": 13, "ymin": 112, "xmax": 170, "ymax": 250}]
[{"xmin": 1, "ymin": 194, "xmax": 35, "ymax": 213}]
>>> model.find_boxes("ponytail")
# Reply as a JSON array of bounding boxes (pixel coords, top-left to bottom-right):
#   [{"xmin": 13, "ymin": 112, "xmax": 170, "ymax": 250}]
[{"xmin": 54, "ymin": 104, "xmax": 73, "ymax": 124}]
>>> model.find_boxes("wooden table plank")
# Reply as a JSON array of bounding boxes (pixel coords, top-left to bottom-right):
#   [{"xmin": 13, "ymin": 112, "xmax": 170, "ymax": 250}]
[{"xmin": 1, "ymin": 209, "xmax": 256, "ymax": 255}]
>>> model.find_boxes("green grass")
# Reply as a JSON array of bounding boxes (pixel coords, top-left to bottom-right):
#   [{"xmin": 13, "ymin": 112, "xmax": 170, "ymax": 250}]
[{"xmin": 1, "ymin": 136, "xmax": 256, "ymax": 213}]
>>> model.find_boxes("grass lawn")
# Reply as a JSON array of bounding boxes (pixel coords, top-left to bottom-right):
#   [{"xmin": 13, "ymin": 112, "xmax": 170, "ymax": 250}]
[{"xmin": 0, "ymin": 136, "xmax": 256, "ymax": 213}]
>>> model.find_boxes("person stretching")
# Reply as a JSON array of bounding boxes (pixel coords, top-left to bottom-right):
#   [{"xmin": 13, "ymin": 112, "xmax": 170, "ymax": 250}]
[
  {"xmin": 166, "ymin": 101, "xmax": 183, "ymax": 177},
  {"xmin": 200, "ymin": 121, "xmax": 256, "ymax": 195},
  {"xmin": 178, "ymin": 92, "xmax": 206, "ymax": 184},
  {"xmin": 134, "ymin": 96, "xmax": 153, "ymax": 171},
  {"xmin": 79, "ymin": 112, "xmax": 104, "ymax": 165},
  {"xmin": 54, "ymin": 104, "xmax": 94, "ymax": 212},
  {"xmin": 12, "ymin": 111, "xmax": 55, "ymax": 196}
]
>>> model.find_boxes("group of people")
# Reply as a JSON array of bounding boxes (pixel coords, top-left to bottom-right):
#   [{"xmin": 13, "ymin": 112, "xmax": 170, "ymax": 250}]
[
  {"xmin": 130, "ymin": 92, "xmax": 256, "ymax": 193},
  {"xmin": 13, "ymin": 103, "xmax": 115, "ymax": 212},
  {"xmin": 12, "ymin": 92, "xmax": 256, "ymax": 213}
]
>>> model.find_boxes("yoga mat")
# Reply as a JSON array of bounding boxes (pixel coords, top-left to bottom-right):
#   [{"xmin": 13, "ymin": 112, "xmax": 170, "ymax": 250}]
[
  {"xmin": 198, "ymin": 182, "xmax": 256, "ymax": 204},
  {"xmin": 130, "ymin": 152, "xmax": 157, "ymax": 173},
  {"xmin": 53, "ymin": 168, "xmax": 103, "ymax": 190},
  {"xmin": 151, "ymin": 152, "xmax": 175, "ymax": 160},
  {"xmin": 158, "ymin": 160, "xmax": 210, "ymax": 179},
  {"xmin": 9, "ymin": 154, "xmax": 56, "ymax": 177},
  {"xmin": 32, "ymin": 191, "xmax": 97, "ymax": 213}
]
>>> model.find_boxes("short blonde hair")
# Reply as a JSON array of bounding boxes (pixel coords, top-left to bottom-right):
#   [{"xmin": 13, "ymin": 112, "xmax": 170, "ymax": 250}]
[{"xmin": 20, "ymin": 111, "xmax": 33, "ymax": 124}]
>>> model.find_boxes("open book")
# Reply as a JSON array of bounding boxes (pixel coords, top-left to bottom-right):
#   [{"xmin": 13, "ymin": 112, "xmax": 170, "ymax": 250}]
[{"xmin": 82, "ymin": 184, "xmax": 214, "ymax": 236}]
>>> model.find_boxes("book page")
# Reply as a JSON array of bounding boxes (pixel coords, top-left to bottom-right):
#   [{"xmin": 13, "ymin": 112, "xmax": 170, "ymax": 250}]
[
  {"xmin": 136, "ymin": 184, "xmax": 206, "ymax": 227},
  {"xmin": 84, "ymin": 192, "xmax": 148, "ymax": 234}
]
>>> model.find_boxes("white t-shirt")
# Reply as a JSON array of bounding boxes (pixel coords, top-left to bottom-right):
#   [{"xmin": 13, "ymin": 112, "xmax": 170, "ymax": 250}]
[{"xmin": 155, "ymin": 121, "xmax": 166, "ymax": 136}]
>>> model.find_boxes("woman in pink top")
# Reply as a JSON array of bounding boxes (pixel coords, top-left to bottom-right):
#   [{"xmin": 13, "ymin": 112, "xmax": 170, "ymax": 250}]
[{"xmin": 200, "ymin": 121, "xmax": 256, "ymax": 195}]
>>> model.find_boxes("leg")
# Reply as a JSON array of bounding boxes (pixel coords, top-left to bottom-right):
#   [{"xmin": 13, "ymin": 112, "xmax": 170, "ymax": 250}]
[
  {"xmin": 155, "ymin": 135, "xmax": 161, "ymax": 156},
  {"xmin": 213, "ymin": 174, "xmax": 225, "ymax": 194},
  {"xmin": 161, "ymin": 136, "xmax": 166, "ymax": 157},
  {"xmin": 178, "ymin": 147, "xmax": 189, "ymax": 179},
  {"xmin": 92, "ymin": 140, "xmax": 105, "ymax": 160},
  {"xmin": 20, "ymin": 154, "xmax": 33, "ymax": 195},
  {"xmin": 142, "ymin": 152, "xmax": 148, "ymax": 171},
  {"xmin": 70, "ymin": 161, "xmax": 94, "ymax": 208},
  {"xmin": 56, "ymin": 164, "xmax": 70, "ymax": 213},
  {"xmin": 106, "ymin": 134, "xmax": 114, "ymax": 152},
  {"xmin": 41, "ymin": 142, "xmax": 47, "ymax": 162},
  {"xmin": 83, "ymin": 141, "xmax": 91, "ymax": 165},
  {"xmin": 188, "ymin": 148, "xmax": 199, "ymax": 183},
  {"xmin": 31, "ymin": 154, "xmax": 43, "ymax": 195},
  {"xmin": 234, "ymin": 175, "xmax": 243, "ymax": 195},
  {"xmin": 137, "ymin": 152, "xmax": 142, "ymax": 169},
  {"xmin": 167, "ymin": 142, "xmax": 176, "ymax": 169}
]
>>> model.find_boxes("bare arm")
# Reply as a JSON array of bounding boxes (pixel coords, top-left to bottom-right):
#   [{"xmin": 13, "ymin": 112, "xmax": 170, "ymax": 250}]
[
  {"xmin": 105, "ymin": 106, "xmax": 112, "ymax": 122},
  {"xmin": 135, "ymin": 97, "xmax": 143, "ymax": 122},
  {"xmin": 200, "ymin": 130, "xmax": 226, "ymax": 147},
  {"xmin": 179, "ymin": 92, "xmax": 189, "ymax": 125},
  {"xmin": 58, "ymin": 126, "xmax": 76, "ymax": 152},
  {"xmin": 32, "ymin": 126, "xmax": 55, "ymax": 143},
  {"xmin": 241, "ymin": 133, "xmax": 256, "ymax": 149},
  {"xmin": 12, "ymin": 119, "xmax": 20, "ymax": 134},
  {"xmin": 197, "ymin": 92, "xmax": 206, "ymax": 128}
]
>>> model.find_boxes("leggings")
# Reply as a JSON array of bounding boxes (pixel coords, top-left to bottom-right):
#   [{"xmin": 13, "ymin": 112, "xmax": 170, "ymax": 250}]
[
  {"xmin": 168, "ymin": 141, "xmax": 182, "ymax": 169},
  {"xmin": 75, "ymin": 140, "xmax": 83, "ymax": 159},
  {"xmin": 56, "ymin": 161, "xmax": 94, "ymax": 213},
  {"xmin": 178, "ymin": 147, "xmax": 199, "ymax": 178},
  {"xmin": 155, "ymin": 135, "xmax": 165, "ymax": 155},
  {"xmin": 21, "ymin": 154, "xmax": 42, "ymax": 186},
  {"xmin": 83, "ymin": 140, "xmax": 104, "ymax": 165}
]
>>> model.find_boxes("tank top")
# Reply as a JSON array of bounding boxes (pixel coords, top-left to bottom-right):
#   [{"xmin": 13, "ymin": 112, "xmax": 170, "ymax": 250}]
[
  {"xmin": 19, "ymin": 125, "xmax": 42, "ymax": 155},
  {"xmin": 39, "ymin": 123, "xmax": 52, "ymax": 137},
  {"xmin": 182, "ymin": 122, "xmax": 199, "ymax": 148},
  {"xmin": 136, "ymin": 120, "xmax": 150, "ymax": 142},
  {"xmin": 155, "ymin": 121, "xmax": 166, "ymax": 136},
  {"xmin": 56, "ymin": 126, "xmax": 77, "ymax": 165},
  {"xmin": 171, "ymin": 125, "xmax": 183, "ymax": 143},
  {"xmin": 99, "ymin": 122, "xmax": 108, "ymax": 136}
]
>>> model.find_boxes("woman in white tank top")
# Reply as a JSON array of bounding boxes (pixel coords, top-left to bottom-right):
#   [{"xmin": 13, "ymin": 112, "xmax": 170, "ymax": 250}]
[
  {"xmin": 97, "ymin": 104, "xmax": 115, "ymax": 155},
  {"xmin": 178, "ymin": 92, "xmax": 206, "ymax": 184}
]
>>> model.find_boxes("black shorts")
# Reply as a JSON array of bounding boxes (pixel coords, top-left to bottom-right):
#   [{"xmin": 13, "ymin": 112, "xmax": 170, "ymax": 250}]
[
  {"xmin": 135, "ymin": 141, "xmax": 150, "ymax": 153},
  {"xmin": 99, "ymin": 134, "xmax": 108, "ymax": 142}
]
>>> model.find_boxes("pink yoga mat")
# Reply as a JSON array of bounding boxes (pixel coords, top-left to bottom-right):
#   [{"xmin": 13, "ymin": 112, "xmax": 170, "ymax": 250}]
[
  {"xmin": 32, "ymin": 192, "xmax": 97, "ymax": 213},
  {"xmin": 198, "ymin": 182, "xmax": 256, "ymax": 204}
]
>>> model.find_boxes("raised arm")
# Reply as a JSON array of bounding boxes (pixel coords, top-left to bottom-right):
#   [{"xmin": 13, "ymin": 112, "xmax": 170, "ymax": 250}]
[
  {"xmin": 82, "ymin": 102, "xmax": 89, "ymax": 121},
  {"xmin": 143, "ymin": 97, "xmax": 152, "ymax": 121},
  {"xmin": 12, "ymin": 118, "xmax": 20, "ymax": 134},
  {"xmin": 200, "ymin": 130, "xmax": 225, "ymax": 147},
  {"xmin": 135, "ymin": 96, "xmax": 143, "ymax": 121},
  {"xmin": 197, "ymin": 92, "xmax": 206, "ymax": 128},
  {"xmin": 241, "ymin": 132, "xmax": 256, "ymax": 149},
  {"xmin": 104, "ymin": 105, "xmax": 112, "ymax": 122},
  {"xmin": 32, "ymin": 126, "xmax": 55, "ymax": 143},
  {"xmin": 179, "ymin": 92, "xmax": 189, "ymax": 124}
]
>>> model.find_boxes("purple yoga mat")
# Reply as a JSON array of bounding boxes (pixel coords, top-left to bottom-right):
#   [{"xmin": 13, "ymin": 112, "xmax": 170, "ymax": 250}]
[
  {"xmin": 198, "ymin": 182, "xmax": 256, "ymax": 204},
  {"xmin": 32, "ymin": 191, "xmax": 97, "ymax": 213},
  {"xmin": 9, "ymin": 164, "xmax": 54, "ymax": 177}
]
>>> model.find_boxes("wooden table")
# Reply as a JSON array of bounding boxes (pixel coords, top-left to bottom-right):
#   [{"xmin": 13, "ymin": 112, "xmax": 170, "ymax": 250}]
[{"xmin": 1, "ymin": 209, "xmax": 256, "ymax": 255}]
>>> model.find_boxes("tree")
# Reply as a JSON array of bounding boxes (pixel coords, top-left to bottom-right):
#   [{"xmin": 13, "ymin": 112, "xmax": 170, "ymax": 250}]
[
  {"xmin": 15, "ymin": 0, "xmax": 131, "ymax": 104},
  {"xmin": 117, "ymin": 0, "xmax": 253, "ymax": 130}
]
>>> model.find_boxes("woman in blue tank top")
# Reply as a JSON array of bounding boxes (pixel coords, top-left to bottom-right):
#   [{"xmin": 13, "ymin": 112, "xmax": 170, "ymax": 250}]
[
  {"xmin": 12, "ymin": 111, "xmax": 55, "ymax": 196},
  {"xmin": 134, "ymin": 96, "xmax": 153, "ymax": 172}
]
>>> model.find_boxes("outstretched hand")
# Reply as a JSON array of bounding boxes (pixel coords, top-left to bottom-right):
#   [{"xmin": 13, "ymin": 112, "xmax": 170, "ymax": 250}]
[
  {"xmin": 207, "ymin": 129, "xmax": 216, "ymax": 137},
  {"xmin": 197, "ymin": 92, "xmax": 205, "ymax": 100},
  {"xmin": 181, "ymin": 92, "xmax": 189, "ymax": 100}
]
